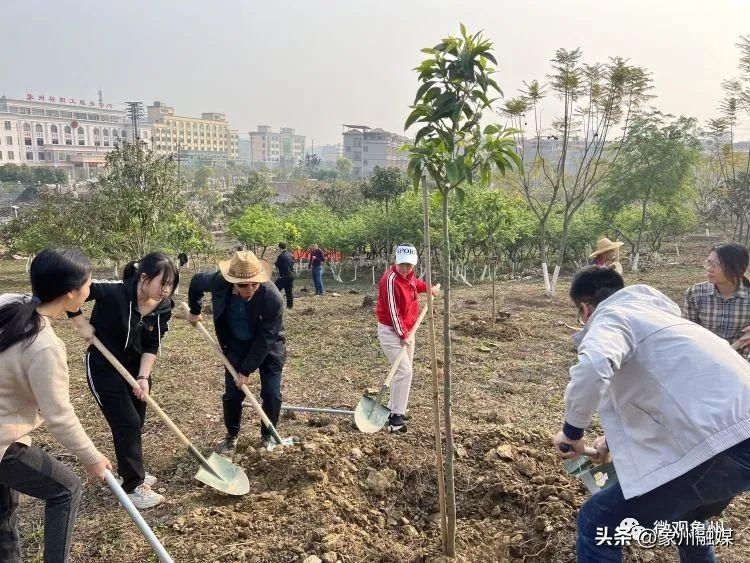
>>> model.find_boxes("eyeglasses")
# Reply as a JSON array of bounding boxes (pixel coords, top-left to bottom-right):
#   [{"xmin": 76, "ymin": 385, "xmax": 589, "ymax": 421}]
[
  {"xmin": 235, "ymin": 282, "xmax": 259, "ymax": 289},
  {"xmin": 704, "ymin": 259, "xmax": 721, "ymax": 271},
  {"xmin": 576, "ymin": 303, "xmax": 588, "ymax": 326}
]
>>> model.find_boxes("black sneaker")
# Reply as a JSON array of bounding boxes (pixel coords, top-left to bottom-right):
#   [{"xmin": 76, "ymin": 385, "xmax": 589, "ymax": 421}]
[
  {"xmin": 217, "ymin": 434, "xmax": 238, "ymax": 456},
  {"xmin": 387, "ymin": 414, "xmax": 407, "ymax": 433}
]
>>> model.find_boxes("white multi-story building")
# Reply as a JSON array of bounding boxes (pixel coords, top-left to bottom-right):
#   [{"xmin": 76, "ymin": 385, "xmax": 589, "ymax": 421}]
[
  {"xmin": 342, "ymin": 124, "xmax": 409, "ymax": 178},
  {"xmin": 316, "ymin": 143, "xmax": 343, "ymax": 170},
  {"xmin": 247, "ymin": 126, "xmax": 306, "ymax": 170},
  {"xmin": 0, "ymin": 93, "xmax": 152, "ymax": 179}
]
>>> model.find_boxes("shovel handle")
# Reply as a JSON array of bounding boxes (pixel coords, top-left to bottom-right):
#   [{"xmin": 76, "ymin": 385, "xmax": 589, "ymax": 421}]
[
  {"xmin": 104, "ymin": 470, "xmax": 174, "ymax": 563},
  {"xmin": 559, "ymin": 443, "xmax": 599, "ymax": 457},
  {"xmin": 91, "ymin": 337, "xmax": 203, "ymax": 459},
  {"xmin": 181, "ymin": 303, "xmax": 285, "ymax": 445},
  {"xmin": 382, "ymin": 284, "xmax": 440, "ymax": 388}
]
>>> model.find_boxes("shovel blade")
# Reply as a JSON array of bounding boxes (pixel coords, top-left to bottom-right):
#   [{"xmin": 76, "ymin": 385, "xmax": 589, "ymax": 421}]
[
  {"xmin": 354, "ymin": 395, "xmax": 390, "ymax": 433},
  {"xmin": 194, "ymin": 453, "xmax": 250, "ymax": 496}
]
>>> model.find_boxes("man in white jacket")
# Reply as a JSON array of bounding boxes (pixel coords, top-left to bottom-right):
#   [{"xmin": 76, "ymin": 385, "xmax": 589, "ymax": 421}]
[{"xmin": 554, "ymin": 266, "xmax": 750, "ymax": 562}]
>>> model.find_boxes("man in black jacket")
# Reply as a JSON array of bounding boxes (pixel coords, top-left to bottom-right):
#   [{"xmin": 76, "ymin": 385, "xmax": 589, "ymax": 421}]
[
  {"xmin": 187, "ymin": 251, "xmax": 286, "ymax": 453},
  {"xmin": 274, "ymin": 242, "xmax": 295, "ymax": 309}
]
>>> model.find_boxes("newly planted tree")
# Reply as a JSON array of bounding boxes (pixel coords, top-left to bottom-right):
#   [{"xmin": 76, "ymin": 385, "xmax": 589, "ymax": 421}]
[{"xmin": 404, "ymin": 25, "xmax": 522, "ymax": 555}]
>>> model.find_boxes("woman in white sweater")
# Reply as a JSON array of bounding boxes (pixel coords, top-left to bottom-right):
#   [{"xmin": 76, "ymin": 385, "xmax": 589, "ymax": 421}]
[{"xmin": 0, "ymin": 248, "xmax": 111, "ymax": 563}]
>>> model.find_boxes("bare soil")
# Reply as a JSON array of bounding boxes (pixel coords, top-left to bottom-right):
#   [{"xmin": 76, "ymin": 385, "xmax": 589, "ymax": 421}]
[{"xmin": 2, "ymin": 234, "xmax": 749, "ymax": 562}]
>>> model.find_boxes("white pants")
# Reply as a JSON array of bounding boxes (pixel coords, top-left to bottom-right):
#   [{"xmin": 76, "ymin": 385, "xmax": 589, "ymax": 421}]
[{"xmin": 378, "ymin": 323, "xmax": 415, "ymax": 416}]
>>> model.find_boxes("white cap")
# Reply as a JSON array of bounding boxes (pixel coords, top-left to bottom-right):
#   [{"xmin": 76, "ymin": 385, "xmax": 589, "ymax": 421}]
[{"xmin": 395, "ymin": 244, "xmax": 418, "ymax": 265}]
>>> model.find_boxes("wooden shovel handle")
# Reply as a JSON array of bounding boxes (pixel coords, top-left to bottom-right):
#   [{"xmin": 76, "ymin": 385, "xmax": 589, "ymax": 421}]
[
  {"xmin": 382, "ymin": 284, "xmax": 440, "ymax": 388},
  {"xmin": 91, "ymin": 336, "xmax": 193, "ymax": 451},
  {"xmin": 180, "ymin": 303, "xmax": 283, "ymax": 444}
]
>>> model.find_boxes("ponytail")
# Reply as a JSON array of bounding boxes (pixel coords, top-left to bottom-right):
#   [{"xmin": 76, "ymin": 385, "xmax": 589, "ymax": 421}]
[{"xmin": 0, "ymin": 297, "xmax": 44, "ymax": 353}]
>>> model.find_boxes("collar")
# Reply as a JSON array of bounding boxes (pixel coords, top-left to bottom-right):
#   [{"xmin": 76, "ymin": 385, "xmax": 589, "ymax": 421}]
[{"xmin": 708, "ymin": 282, "xmax": 750, "ymax": 300}]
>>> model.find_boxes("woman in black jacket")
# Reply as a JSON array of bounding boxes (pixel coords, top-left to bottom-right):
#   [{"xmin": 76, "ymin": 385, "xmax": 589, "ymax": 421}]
[{"xmin": 69, "ymin": 252, "xmax": 177, "ymax": 509}]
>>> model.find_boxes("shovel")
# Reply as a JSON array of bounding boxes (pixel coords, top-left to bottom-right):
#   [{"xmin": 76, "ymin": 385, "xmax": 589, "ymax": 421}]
[
  {"xmin": 354, "ymin": 284, "xmax": 439, "ymax": 433},
  {"xmin": 559, "ymin": 443, "xmax": 619, "ymax": 495},
  {"xmin": 104, "ymin": 469, "xmax": 174, "ymax": 562},
  {"xmin": 180, "ymin": 303, "xmax": 294, "ymax": 449},
  {"xmin": 91, "ymin": 336, "xmax": 250, "ymax": 496}
]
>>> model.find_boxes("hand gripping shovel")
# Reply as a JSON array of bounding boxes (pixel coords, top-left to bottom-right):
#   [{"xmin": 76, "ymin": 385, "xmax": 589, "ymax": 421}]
[
  {"xmin": 354, "ymin": 284, "xmax": 439, "ymax": 433},
  {"xmin": 179, "ymin": 303, "xmax": 294, "ymax": 449},
  {"xmin": 104, "ymin": 470, "xmax": 174, "ymax": 562},
  {"xmin": 91, "ymin": 337, "xmax": 250, "ymax": 496},
  {"xmin": 559, "ymin": 443, "xmax": 619, "ymax": 495}
]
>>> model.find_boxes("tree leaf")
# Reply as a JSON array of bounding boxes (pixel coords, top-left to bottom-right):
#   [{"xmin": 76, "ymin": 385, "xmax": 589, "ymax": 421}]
[{"xmin": 414, "ymin": 81, "xmax": 436, "ymax": 104}]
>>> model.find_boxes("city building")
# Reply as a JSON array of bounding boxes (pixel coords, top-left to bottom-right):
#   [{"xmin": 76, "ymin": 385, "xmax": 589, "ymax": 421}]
[
  {"xmin": 342, "ymin": 124, "xmax": 409, "ymax": 178},
  {"xmin": 247, "ymin": 126, "xmax": 306, "ymax": 170},
  {"xmin": 0, "ymin": 93, "xmax": 148, "ymax": 179},
  {"xmin": 147, "ymin": 101, "xmax": 239, "ymax": 166},
  {"xmin": 237, "ymin": 136, "xmax": 252, "ymax": 167}
]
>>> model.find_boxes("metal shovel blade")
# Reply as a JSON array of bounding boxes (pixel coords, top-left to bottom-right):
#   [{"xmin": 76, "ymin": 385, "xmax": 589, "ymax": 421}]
[
  {"xmin": 194, "ymin": 453, "xmax": 250, "ymax": 496},
  {"xmin": 563, "ymin": 456, "xmax": 618, "ymax": 495},
  {"xmin": 354, "ymin": 395, "xmax": 391, "ymax": 433}
]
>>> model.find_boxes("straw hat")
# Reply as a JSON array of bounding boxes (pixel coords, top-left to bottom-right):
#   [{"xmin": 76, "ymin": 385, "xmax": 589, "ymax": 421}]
[
  {"xmin": 218, "ymin": 251, "xmax": 271, "ymax": 284},
  {"xmin": 589, "ymin": 238, "xmax": 624, "ymax": 258}
]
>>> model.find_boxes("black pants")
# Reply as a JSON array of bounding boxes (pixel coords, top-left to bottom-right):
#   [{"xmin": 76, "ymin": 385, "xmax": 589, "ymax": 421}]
[
  {"xmin": 0, "ymin": 443, "xmax": 82, "ymax": 563},
  {"xmin": 275, "ymin": 276, "xmax": 294, "ymax": 308},
  {"xmin": 224, "ymin": 339, "xmax": 284, "ymax": 439},
  {"xmin": 86, "ymin": 351, "xmax": 146, "ymax": 493}
]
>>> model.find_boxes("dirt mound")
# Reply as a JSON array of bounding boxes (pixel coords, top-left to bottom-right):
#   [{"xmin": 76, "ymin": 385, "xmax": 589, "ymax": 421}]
[
  {"xmin": 155, "ymin": 417, "xmax": 587, "ymax": 562},
  {"xmin": 452, "ymin": 313, "xmax": 525, "ymax": 341}
]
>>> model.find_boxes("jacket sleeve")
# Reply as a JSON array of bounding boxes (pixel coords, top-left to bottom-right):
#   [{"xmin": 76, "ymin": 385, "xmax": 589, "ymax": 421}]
[
  {"xmin": 141, "ymin": 308, "xmax": 172, "ymax": 355},
  {"xmin": 188, "ymin": 272, "xmax": 216, "ymax": 315},
  {"xmin": 385, "ymin": 273, "xmax": 407, "ymax": 339},
  {"xmin": 415, "ymin": 279, "xmax": 428, "ymax": 293},
  {"xmin": 27, "ymin": 342, "xmax": 103, "ymax": 465},
  {"xmin": 65, "ymin": 280, "xmax": 117, "ymax": 318},
  {"xmin": 239, "ymin": 292, "xmax": 283, "ymax": 374},
  {"xmin": 682, "ymin": 287, "xmax": 700, "ymax": 324},
  {"xmin": 563, "ymin": 314, "xmax": 635, "ymax": 429}
]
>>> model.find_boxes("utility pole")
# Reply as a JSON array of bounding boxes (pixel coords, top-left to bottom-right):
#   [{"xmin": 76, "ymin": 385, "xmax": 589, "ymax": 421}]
[
  {"xmin": 125, "ymin": 101, "xmax": 144, "ymax": 142},
  {"xmin": 98, "ymin": 89, "xmax": 103, "ymax": 105}
]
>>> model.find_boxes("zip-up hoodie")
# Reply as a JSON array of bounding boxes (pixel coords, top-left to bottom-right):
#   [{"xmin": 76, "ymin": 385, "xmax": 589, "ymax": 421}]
[
  {"xmin": 68, "ymin": 276, "xmax": 173, "ymax": 369},
  {"xmin": 565, "ymin": 284, "xmax": 750, "ymax": 498},
  {"xmin": 376, "ymin": 266, "xmax": 428, "ymax": 340}
]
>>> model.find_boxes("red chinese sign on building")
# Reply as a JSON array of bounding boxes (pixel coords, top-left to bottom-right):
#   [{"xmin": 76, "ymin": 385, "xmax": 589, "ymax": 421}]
[{"xmin": 25, "ymin": 94, "xmax": 113, "ymax": 109}]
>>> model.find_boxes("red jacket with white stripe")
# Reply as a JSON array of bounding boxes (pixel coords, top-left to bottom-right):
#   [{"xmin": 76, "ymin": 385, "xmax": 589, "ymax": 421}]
[{"xmin": 376, "ymin": 266, "xmax": 428, "ymax": 340}]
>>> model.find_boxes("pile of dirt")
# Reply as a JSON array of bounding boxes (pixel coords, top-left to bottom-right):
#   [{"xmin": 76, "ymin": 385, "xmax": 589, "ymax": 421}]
[
  {"xmin": 149, "ymin": 416, "xmax": 587, "ymax": 562},
  {"xmin": 452, "ymin": 313, "xmax": 524, "ymax": 342}
]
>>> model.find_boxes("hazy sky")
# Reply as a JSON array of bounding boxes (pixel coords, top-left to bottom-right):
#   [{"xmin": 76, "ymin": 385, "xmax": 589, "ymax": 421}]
[{"xmin": 3, "ymin": 1, "xmax": 749, "ymax": 146}]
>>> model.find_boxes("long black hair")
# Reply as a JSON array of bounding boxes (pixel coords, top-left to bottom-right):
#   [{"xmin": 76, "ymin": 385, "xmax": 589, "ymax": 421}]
[
  {"xmin": 0, "ymin": 248, "xmax": 92, "ymax": 353},
  {"xmin": 123, "ymin": 252, "xmax": 179, "ymax": 296},
  {"xmin": 713, "ymin": 242, "xmax": 750, "ymax": 288}
]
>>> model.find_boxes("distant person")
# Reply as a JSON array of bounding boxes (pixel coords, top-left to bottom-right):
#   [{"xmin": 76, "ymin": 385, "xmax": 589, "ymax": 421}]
[
  {"xmin": 308, "ymin": 243, "xmax": 325, "ymax": 297},
  {"xmin": 0, "ymin": 249, "xmax": 111, "ymax": 562},
  {"xmin": 275, "ymin": 242, "xmax": 295, "ymax": 309},
  {"xmin": 187, "ymin": 251, "xmax": 286, "ymax": 452},
  {"xmin": 375, "ymin": 243, "xmax": 438, "ymax": 433},
  {"xmin": 589, "ymin": 238, "xmax": 624, "ymax": 274},
  {"xmin": 556, "ymin": 266, "xmax": 750, "ymax": 562},
  {"xmin": 684, "ymin": 242, "xmax": 750, "ymax": 358},
  {"xmin": 69, "ymin": 252, "xmax": 177, "ymax": 509},
  {"xmin": 177, "ymin": 252, "xmax": 188, "ymax": 269}
]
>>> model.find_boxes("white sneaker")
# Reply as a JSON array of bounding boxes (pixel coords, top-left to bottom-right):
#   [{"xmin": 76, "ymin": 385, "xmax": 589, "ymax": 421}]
[
  {"xmin": 127, "ymin": 484, "xmax": 165, "ymax": 509},
  {"xmin": 116, "ymin": 473, "xmax": 157, "ymax": 487}
]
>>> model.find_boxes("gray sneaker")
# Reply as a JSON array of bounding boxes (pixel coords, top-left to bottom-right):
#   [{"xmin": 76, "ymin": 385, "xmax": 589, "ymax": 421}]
[
  {"xmin": 116, "ymin": 473, "xmax": 157, "ymax": 488},
  {"xmin": 218, "ymin": 434, "xmax": 238, "ymax": 456},
  {"xmin": 127, "ymin": 484, "xmax": 165, "ymax": 509}
]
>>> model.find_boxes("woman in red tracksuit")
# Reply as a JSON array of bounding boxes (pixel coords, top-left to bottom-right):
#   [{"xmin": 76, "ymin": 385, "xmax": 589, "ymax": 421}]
[{"xmin": 375, "ymin": 243, "xmax": 437, "ymax": 432}]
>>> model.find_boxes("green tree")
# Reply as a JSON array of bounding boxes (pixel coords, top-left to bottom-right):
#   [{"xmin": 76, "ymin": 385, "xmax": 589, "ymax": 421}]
[
  {"xmin": 404, "ymin": 25, "xmax": 522, "ymax": 555},
  {"xmin": 599, "ymin": 112, "xmax": 700, "ymax": 270},
  {"xmin": 362, "ymin": 166, "xmax": 409, "ymax": 256},
  {"xmin": 315, "ymin": 179, "xmax": 365, "ymax": 216},
  {"xmin": 228, "ymin": 205, "xmax": 282, "ymax": 258},
  {"xmin": 87, "ymin": 141, "xmax": 186, "ymax": 260},
  {"xmin": 335, "ymin": 157, "xmax": 353, "ymax": 180},
  {"xmin": 223, "ymin": 172, "xmax": 275, "ymax": 219},
  {"xmin": 503, "ymin": 48, "xmax": 652, "ymax": 294}
]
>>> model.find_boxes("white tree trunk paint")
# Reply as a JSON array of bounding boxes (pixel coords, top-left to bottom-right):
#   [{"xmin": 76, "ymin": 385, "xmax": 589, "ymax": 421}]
[
  {"xmin": 542, "ymin": 262, "xmax": 551, "ymax": 294},
  {"xmin": 550, "ymin": 265, "xmax": 561, "ymax": 297},
  {"xmin": 632, "ymin": 253, "xmax": 640, "ymax": 272}
]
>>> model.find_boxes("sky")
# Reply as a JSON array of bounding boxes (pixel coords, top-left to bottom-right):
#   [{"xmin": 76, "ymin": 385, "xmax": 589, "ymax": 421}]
[{"xmin": 2, "ymin": 0, "xmax": 749, "ymax": 146}]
